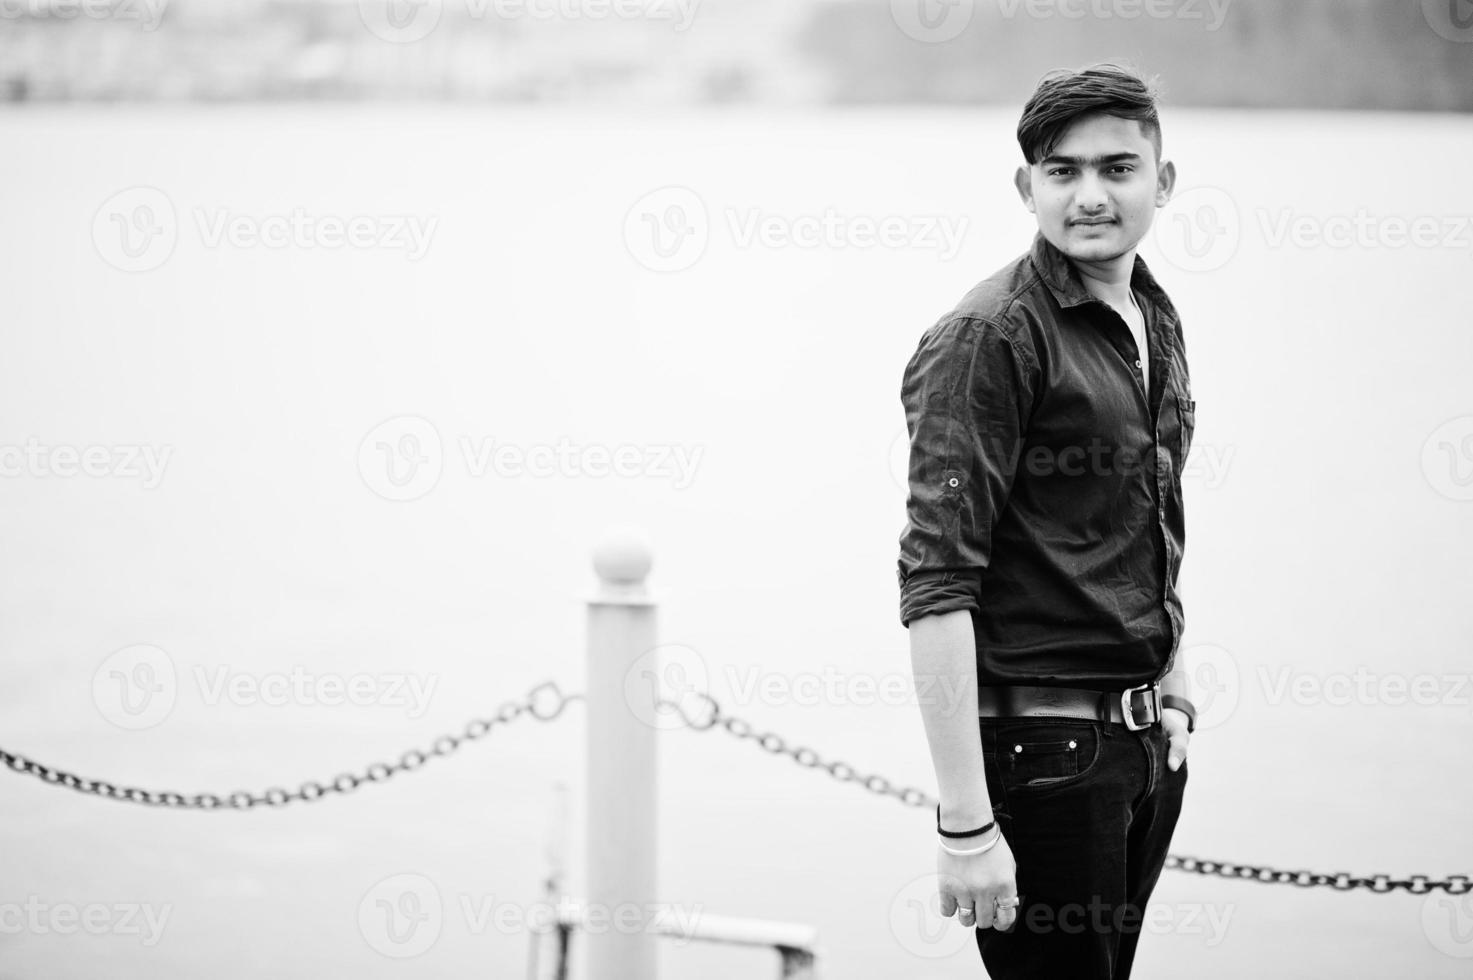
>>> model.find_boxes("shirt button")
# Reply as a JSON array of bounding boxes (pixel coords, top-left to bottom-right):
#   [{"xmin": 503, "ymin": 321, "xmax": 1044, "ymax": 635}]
[
  {"xmin": 947, "ymin": 477, "xmax": 959, "ymax": 488},
  {"xmin": 1135, "ymin": 359, "xmax": 1143, "ymax": 368}
]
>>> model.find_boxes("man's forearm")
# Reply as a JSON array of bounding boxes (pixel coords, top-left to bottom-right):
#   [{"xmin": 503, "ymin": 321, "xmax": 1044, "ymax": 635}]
[{"xmin": 909, "ymin": 609, "xmax": 993, "ymax": 829}]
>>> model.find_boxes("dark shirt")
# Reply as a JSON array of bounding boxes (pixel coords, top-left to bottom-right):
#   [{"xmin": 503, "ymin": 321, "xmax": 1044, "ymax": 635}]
[{"xmin": 896, "ymin": 231, "xmax": 1195, "ymax": 689}]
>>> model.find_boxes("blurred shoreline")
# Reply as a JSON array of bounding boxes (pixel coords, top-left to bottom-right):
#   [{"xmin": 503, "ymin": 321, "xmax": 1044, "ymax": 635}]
[{"xmin": 2, "ymin": 0, "xmax": 1471, "ymax": 110}]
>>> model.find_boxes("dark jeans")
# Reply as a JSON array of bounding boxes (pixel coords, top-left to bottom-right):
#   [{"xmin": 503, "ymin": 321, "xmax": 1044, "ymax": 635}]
[{"xmin": 974, "ymin": 716, "xmax": 1188, "ymax": 979}]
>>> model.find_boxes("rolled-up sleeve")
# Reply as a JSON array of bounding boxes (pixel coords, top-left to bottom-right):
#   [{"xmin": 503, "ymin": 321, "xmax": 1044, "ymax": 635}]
[{"xmin": 896, "ymin": 314, "xmax": 1033, "ymax": 628}]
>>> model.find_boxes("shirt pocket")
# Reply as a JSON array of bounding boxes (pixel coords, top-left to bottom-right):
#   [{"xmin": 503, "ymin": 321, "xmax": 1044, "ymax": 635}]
[{"xmin": 1177, "ymin": 393, "xmax": 1196, "ymax": 465}]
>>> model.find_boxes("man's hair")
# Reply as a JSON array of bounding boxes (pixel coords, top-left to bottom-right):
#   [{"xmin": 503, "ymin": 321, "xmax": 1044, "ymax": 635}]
[{"xmin": 1016, "ymin": 63, "xmax": 1163, "ymax": 165}]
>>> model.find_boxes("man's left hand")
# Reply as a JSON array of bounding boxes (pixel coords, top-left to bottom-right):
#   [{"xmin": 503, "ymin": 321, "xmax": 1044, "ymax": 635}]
[{"xmin": 1161, "ymin": 707, "xmax": 1191, "ymax": 772}]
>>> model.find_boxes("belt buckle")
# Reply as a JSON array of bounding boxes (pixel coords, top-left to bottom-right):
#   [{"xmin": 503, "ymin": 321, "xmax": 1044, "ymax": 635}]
[{"xmin": 1120, "ymin": 681, "xmax": 1162, "ymax": 731}]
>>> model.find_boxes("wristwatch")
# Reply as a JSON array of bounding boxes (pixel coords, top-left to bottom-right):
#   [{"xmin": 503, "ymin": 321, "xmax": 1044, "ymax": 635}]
[{"xmin": 1160, "ymin": 694, "xmax": 1196, "ymax": 733}]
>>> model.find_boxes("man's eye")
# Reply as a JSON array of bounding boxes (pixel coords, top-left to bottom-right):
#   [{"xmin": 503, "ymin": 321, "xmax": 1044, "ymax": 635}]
[
  {"xmin": 1048, "ymin": 168, "xmax": 1074, "ymax": 178},
  {"xmin": 1108, "ymin": 166, "xmax": 1133, "ymax": 175}
]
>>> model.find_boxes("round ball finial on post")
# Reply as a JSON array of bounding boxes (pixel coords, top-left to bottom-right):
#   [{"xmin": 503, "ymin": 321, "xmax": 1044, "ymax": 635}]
[{"xmin": 591, "ymin": 525, "xmax": 653, "ymax": 603}]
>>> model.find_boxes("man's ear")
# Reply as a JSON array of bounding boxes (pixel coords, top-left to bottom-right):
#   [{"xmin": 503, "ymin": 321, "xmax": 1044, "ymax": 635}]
[
  {"xmin": 1013, "ymin": 165, "xmax": 1036, "ymax": 214},
  {"xmin": 1155, "ymin": 159, "xmax": 1177, "ymax": 208}
]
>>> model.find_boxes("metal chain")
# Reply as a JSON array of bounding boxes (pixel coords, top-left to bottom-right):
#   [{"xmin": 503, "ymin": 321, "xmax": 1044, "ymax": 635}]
[
  {"xmin": 0, "ymin": 681, "xmax": 580, "ymax": 811},
  {"xmin": 1164, "ymin": 857, "xmax": 1472, "ymax": 895},
  {"xmin": 661, "ymin": 690, "xmax": 1471, "ymax": 896},
  {"xmin": 654, "ymin": 690, "xmax": 938, "ymax": 810},
  {"xmin": 7, "ymin": 679, "xmax": 1469, "ymax": 896}
]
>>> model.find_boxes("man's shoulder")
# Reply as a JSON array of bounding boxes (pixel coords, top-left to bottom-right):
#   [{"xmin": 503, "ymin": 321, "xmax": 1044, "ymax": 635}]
[
  {"xmin": 916, "ymin": 247, "xmax": 1048, "ymax": 364},
  {"xmin": 948, "ymin": 248, "xmax": 1045, "ymax": 326}
]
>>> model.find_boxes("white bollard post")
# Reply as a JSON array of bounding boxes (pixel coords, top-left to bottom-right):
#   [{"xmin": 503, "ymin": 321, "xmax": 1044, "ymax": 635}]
[{"xmin": 585, "ymin": 527, "xmax": 659, "ymax": 980}]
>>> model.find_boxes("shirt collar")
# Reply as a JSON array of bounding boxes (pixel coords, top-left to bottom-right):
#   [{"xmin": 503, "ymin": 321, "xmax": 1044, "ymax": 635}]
[{"xmin": 1028, "ymin": 230, "xmax": 1175, "ymax": 318}]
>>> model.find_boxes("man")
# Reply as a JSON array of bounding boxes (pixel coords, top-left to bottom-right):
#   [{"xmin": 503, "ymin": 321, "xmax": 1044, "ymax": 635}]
[{"xmin": 897, "ymin": 64, "xmax": 1199, "ymax": 979}]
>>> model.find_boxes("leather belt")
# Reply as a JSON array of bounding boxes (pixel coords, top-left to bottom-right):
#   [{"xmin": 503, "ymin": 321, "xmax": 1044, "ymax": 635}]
[{"xmin": 977, "ymin": 682, "xmax": 1163, "ymax": 731}]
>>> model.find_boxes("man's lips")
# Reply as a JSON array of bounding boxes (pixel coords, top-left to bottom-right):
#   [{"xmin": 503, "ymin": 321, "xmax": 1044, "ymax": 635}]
[{"xmin": 1070, "ymin": 217, "xmax": 1116, "ymax": 226}]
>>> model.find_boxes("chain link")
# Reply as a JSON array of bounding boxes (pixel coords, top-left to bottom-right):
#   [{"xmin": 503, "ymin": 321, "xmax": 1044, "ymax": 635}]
[
  {"xmin": 6, "ymin": 679, "xmax": 1467, "ymax": 896},
  {"xmin": 0, "ymin": 681, "xmax": 580, "ymax": 811},
  {"xmin": 662, "ymin": 691, "xmax": 1469, "ymax": 896}
]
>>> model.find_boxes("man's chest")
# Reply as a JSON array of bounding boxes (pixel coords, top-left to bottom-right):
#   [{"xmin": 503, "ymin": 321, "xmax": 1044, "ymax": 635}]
[{"xmin": 1025, "ymin": 302, "xmax": 1185, "ymax": 462}]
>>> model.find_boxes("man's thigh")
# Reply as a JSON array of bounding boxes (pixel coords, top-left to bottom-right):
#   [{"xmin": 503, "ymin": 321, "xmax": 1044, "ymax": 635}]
[{"xmin": 975, "ymin": 719, "xmax": 1151, "ymax": 979}]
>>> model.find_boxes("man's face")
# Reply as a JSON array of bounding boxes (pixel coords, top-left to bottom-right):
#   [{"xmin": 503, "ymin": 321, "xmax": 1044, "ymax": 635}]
[{"xmin": 1014, "ymin": 113, "xmax": 1175, "ymax": 265}]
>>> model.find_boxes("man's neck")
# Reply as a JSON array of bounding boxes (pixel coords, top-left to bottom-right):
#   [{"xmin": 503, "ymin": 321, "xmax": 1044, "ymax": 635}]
[{"xmin": 1070, "ymin": 249, "xmax": 1138, "ymax": 310}]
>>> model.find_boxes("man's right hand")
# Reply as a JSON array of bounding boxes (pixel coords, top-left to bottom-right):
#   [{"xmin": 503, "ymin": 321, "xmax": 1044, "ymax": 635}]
[{"xmin": 937, "ymin": 833, "xmax": 1019, "ymax": 931}]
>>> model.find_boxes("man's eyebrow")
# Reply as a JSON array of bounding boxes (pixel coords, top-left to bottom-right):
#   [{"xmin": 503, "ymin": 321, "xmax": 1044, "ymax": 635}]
[{"xmin": 1038, "ymin": 152, "xmax": 1143, "ymax": 167}]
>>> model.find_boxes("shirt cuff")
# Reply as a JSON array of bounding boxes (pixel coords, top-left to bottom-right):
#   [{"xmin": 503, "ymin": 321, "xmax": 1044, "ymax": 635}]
[{"xmin": 898, "ymin": 568, "xmax": 982, "ymax": 628}]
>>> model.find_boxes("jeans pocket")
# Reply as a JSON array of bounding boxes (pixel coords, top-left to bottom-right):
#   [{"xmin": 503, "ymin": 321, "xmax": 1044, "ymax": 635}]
[{"xmin": 994, "ymin": 721, "xmax": 1101, "ymax": 793}]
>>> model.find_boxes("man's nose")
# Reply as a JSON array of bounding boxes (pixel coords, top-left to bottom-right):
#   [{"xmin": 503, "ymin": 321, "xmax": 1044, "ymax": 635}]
[{"xmin": 1074, "ymin": 173, "xmax": 1108, "ymax": 212}]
